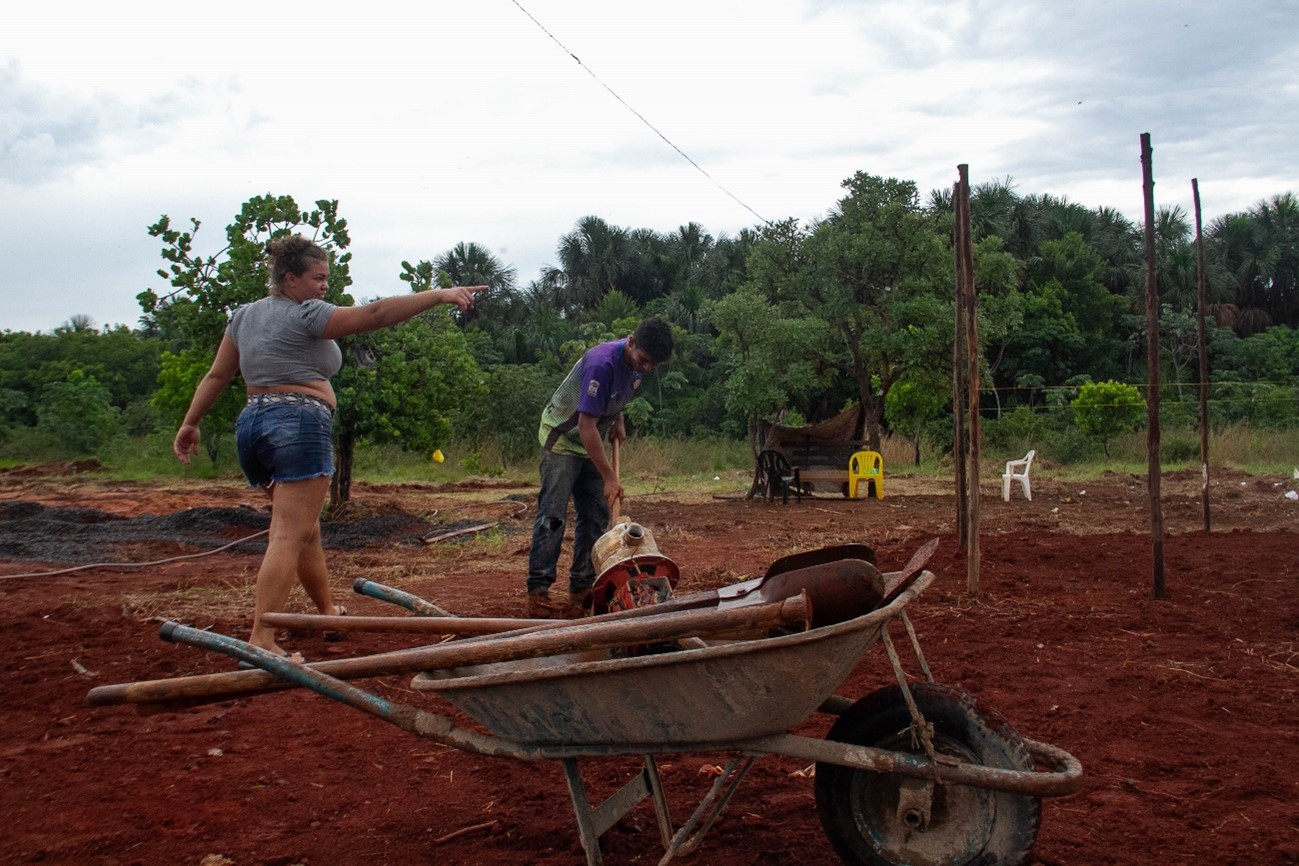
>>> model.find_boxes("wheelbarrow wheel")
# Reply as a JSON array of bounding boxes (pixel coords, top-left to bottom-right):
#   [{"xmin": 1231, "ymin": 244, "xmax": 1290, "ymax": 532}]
[{"xmin": 815, "ymin": 683, "xmax": 1041, "ymax": 866}]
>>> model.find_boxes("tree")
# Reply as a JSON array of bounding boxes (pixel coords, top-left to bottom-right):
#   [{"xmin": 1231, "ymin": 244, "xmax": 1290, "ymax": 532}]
[
  {"xmin": 885, "ymin": 374, "xmax": 947, "ymax": 465},
  {"xmin": 1024, "ymin": 232, "xmax": 1127, "ymax": 381},
  {"xmin": 152, "ymin": 349, "xmax": 244, "ymax": 465},
  {"xmin": 459, "ymin": 363, "xmax": 561, "ymax": 461},
  {"xmin": 139, "ymin": 195, "xmax": 354, "ymax": 469},
  {"xmin": 330, "ymin": 312, "xmax": 485, "ymax": 503},
  {"xmin": 1071, "ymin": 380, "xmax": 1146, "ymax": 455},
  {"xmin": 428, "ymin": 242, "xmax": 517, "ymax": 327},
  {"xmin": 0, "ymin": 327, "xmax": 161, "ymax": 428},
  {"xmin": 139, "ymin": 195, "xmax": 482, "ymax": 506},
  {"xmin": 140, "ymin": 195, "xmax": 354, "ymax": 350},
  {"xmin": 778, "ymin": 173, "xmax": 953, "ymax": 448},
  {"xmin": 545, "ymin": 216, "xmax": 630, "ymax": 315},
  {"xmin": 708, "ymin": 287, "xmax": 831, "ymax": 451},
  {"xmin": 37, "ymin": 371, "xmax": 119, "ymax": 455}
]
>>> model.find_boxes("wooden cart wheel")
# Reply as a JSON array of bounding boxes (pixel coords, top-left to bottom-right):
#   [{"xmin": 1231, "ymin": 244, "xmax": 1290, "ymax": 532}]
[{"xmin": 814, "ymin": 683, "xmax": 1041, "ymax": 866}]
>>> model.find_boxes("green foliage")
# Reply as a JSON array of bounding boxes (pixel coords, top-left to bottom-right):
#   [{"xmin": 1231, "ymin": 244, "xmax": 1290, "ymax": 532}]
[
  {"xmin": 983, "ymin": 405, "xmax": 1053, "ymax": 452},
  {"xmin": 139, "ymin": 195, "xmax": 354, "ymax": 350},
  {"xmin": 1210, "ymin": 325, "xmax": 1299, "ymax": 383},
  {"xmin": 459, "ymin": 363, "xmax": 561, "ymax": 461},
  {"xmin": 1047, "ymin": 424, "xmax": 1097, "ymax": 463},
  {"xmin": 5, "ymin": 176, "xmax": 1298, "ymax": 478},
  {"xmin": 37, "ymin": 371, "xmax": 119, "ymax": 455},
  {"xmin": 793, "ymin": 173, "xmax": 954, "ymax": 444},
  {"xmin": 333, "ymin": 311, "xmax": 485, "ymax": 456},
  {"xmin": 885, "ymin": 376, "xmax": 947, "ymax": 464},
  {"xmin": 153, "ymin": 349, "xmax": 244, "ymax": 465},
  {"xmin": 708, "ymin": 286, "xmax": 831, "ymax": 446},
  {"xmin": 1159, "ymin": 433, "xmax": 1201, "ymax": 463},
  {"xmin": 1071, "ymin": 380, "xmax": 1147, "ymax": 454},
  {"xmin": 119, "ymin": 400, "xmax": 162, "ymax": 437},
  {"xmin": 0, "ymin": 326, "xmax": 162, "ymax": 427},
  {"xmin": 622, "ymin": 396, "xmax": 654, "ymax": 434},
  {"xmin": 588, "ymin": 290, "xmax": 641, "ymax": 331},
  {"xmin": 1205, "ymin": 381, "xmax": 1299, "ymax": 428}
]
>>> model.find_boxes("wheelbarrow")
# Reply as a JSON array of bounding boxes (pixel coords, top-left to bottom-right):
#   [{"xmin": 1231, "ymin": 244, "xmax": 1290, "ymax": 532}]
[{"xmin": 88, "ymin": 541, "xmax": 1083, "ymax": 866}]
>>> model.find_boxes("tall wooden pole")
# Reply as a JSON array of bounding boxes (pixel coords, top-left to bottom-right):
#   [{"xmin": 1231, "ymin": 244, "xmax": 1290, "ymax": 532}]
[
  {"xmin": 1140, "ymin": 134, "xmax": 1166, "ymax": 598},
  {"xmin": 958, "ymin": 165, "xmax": 980, "ymax": 594},
  {"xmin": 952, "ymin": 181, "xmax": 969, "ymax": 550},
  {"xmin": 1193, "ymin": 178, "xmax": 1211, "ymax": 532}
]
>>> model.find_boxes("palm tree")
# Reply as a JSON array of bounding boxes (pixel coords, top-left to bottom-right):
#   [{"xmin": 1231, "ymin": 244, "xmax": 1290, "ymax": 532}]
[
  {"xmin": 1251, "ymin": 193, "xmax": 1299, "ymax": 325},
  {"xmin": 433, "ymin": 242, "xmax": 517, "ymax": 326},
  {"xmin": 968, "ymin": 177, "xmax": 1021, "ymax": 243},
  {"xmin": 552, "ymin": 216, "xmax": 630, "ymax": 314},
  {"xmin": 1206, "ymin": 197, "xmax": 1299, "ymax": 331}
]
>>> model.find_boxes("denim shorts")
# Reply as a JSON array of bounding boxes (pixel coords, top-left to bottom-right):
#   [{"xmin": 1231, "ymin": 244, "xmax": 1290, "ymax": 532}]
[{"xmin": 235, "ymin": 395, "xmax": 335, "ymax": 488}]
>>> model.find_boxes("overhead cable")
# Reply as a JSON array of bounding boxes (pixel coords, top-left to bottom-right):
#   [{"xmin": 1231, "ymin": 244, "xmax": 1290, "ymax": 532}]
[{"xmin": 507, "ymin": 0, "xmax": 770, "ymax": 227}]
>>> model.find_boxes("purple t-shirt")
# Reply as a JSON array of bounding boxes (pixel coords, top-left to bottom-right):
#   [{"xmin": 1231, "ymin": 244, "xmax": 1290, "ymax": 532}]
[{"xmin": 538, "ymin": 339, "xmax": 643, "ymax": 456}]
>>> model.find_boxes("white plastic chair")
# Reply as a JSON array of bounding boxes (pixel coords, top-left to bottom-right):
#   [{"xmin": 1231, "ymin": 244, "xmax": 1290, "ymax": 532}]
[{"xmin": 1002, "ymin": 450, "xmax": 1035, "ymax": 501}]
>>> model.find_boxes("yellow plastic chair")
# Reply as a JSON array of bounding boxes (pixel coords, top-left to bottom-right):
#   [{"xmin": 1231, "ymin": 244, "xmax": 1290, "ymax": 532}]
[{"xmin": 848, "ymin": 450, "xmax": 884, "ymax": 500}]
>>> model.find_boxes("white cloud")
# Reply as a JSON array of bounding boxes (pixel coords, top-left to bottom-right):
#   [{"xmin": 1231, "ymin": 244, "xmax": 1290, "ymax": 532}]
[{"xmin": 1, "ymin": 0, "xmax": 1296, "ymax": 332}]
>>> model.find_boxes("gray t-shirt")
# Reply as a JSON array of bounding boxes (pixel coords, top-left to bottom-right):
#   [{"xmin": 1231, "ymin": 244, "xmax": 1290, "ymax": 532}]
[{"xmin": 226, "ymin": 295, "xmax": 342, "ymax": 386}]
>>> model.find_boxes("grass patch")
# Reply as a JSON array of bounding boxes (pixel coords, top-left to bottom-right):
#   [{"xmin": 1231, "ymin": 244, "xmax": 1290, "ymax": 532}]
[
  {"xmin": 120, "ymin": 572, "xmax": 257, "ymax": 624},
  {"xmin": 11, "ymin": 426, "xmax": 1299, "ymax": 490}
]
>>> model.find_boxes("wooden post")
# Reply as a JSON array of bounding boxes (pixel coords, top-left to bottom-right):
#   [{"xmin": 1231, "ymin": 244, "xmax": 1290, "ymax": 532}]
[
  {"xmin": 957, "ymin": 165, "xmax": 980, "ymax": 594},
  {"xmin": 952, "ymin": 181, "xmax": 969, "ymax": 550},
  {"xmin": 1193, "ymin": 178, "xmax": 1211, "ymax": 533},
  {"xmin": 1140, "ymin": 134, "xmax": 1166, "ymax": 598}
]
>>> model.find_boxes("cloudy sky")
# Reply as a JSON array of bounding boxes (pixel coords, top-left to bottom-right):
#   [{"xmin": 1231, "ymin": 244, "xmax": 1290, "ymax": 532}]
[{"xmin": 3, "ymin": 0, "xmax": 1296, "ymax": 333}]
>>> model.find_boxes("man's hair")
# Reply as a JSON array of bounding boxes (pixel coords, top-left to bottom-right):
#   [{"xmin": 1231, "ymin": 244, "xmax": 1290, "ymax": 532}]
[{"xmin": 634, "ymin": 318, "xmax": 674, "ymax": 363}]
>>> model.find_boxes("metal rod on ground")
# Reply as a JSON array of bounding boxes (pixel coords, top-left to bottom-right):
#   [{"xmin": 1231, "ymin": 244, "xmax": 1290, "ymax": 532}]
[
  {"xmin": 354, "ymin": 578, "xmax": 453, "ymax": 617},
  {"xmin": 262, "ymin": 612, "xmax": 563, "ymax": 635},
  {"xmin": 87, "ymin": 593, "xmax": 812, "ymax": 711}
]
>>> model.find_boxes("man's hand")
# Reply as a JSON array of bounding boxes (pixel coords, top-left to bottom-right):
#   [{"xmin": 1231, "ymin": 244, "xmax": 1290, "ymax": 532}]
[{"xmin": 603, "ymin": 477, "xmax": 625, "ymax": 512}]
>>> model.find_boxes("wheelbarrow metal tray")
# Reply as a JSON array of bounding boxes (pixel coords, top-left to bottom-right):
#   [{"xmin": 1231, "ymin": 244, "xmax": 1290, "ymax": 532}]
[{"xmin": 412, "ymin": 571, "xmax": 934, "ymax": 747}]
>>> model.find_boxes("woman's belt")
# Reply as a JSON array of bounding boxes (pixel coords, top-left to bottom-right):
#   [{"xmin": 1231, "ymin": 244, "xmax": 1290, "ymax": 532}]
[{"xmin": 246, "ymin": 392, "xmax": 334, "ymax": 416}]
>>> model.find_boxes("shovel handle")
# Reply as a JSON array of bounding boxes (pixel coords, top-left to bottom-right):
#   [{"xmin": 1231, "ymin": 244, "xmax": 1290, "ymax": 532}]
[{"xmin": 611, "ymin": 437, "xmax": 622, "ymax": 521}]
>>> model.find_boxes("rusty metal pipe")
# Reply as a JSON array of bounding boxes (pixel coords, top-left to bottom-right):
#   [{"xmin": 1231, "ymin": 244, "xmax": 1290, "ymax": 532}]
[
  {"xmin": 260, "ymin": 612, "xmax": 559, "ymax": 635},
  {"xmin": 747, "ymin": 731, "xmax": 1084, "ymax": 798},
  {"xmin": 88, "ymin": 592, "xmax": 811, "ymax": 711}
]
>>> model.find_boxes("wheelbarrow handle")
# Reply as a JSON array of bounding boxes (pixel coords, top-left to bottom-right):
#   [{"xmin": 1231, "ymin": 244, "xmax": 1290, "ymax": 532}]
[
  {"xmin": 260, "ymin": 612, "xmax": 559, "ymax": 635},
  {"xmin": 88, "ymin": 593, "xmax": 813, "ymax": 713}
]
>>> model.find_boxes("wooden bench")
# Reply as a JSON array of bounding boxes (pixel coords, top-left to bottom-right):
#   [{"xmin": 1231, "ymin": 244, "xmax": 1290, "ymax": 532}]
[{"xmin": 786, "ymin": 439, "xmax": 871, "ymax": 499}]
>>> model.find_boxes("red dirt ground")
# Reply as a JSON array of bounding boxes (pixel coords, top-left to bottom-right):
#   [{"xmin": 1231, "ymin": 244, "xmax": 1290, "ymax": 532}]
[{"xmin": 1, "ymin": 464, "xmax": 1297, "ymax": 865}]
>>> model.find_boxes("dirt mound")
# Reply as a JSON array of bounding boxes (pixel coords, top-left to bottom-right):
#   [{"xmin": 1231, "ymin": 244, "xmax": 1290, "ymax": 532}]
[
  {"xmin": 0, "ymin": 501, "xmax": 437, "ymax": 562},
  {"xmin": 2, "ymin": 472, "xmax": 1298, "ymax": 865},
  {"xmin": 0, "ymin": 459, "xmax": 106, "ymax": 477}
]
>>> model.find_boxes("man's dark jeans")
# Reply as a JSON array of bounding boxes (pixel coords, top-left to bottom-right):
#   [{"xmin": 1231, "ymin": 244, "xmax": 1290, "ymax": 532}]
[{"xmin": 527, "ymin": 448, "xmax": 610, "ymax": 596}]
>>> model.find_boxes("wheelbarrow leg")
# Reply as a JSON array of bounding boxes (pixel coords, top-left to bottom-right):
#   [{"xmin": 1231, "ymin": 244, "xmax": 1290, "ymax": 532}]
[
  {"xmin": 561, "ymin": 756, "xmax": 674, "ymax": 866},
  {"xmin": 560, "ymin": 754, "xmax": 753, "ymax": 866},
  {"xmin": 658, "ymin": 755, "xmax": 756, "ymax": 864}
]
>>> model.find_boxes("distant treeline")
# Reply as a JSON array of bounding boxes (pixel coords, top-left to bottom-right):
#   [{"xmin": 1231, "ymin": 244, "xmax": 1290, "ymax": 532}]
[{"xmin": 4, "ymin": 178, "xmax": 1298, "ymax": 473}]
